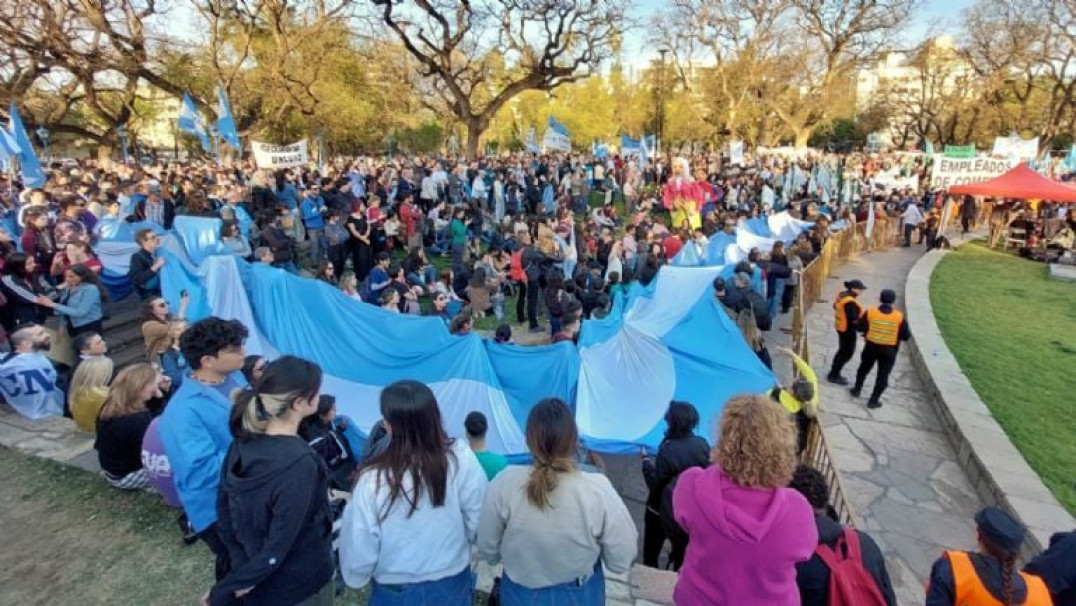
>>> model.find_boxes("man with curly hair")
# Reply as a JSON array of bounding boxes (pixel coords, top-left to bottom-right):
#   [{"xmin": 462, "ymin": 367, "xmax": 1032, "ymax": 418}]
[{"xmin": 159, "ymin": 317, "xmax": 249, "ymax": 581}]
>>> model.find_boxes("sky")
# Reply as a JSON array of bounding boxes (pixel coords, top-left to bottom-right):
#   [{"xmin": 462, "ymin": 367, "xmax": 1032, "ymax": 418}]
[{"xmin": 620, "ymin": 0, "xmax": 978, "ymax": 70}]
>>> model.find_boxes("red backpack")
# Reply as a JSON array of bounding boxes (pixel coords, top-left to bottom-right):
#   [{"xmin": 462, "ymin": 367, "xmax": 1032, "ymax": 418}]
[
  {"xmin": 509, "ymin": 249, "xmax": 525, "ymax": 282},
  {"xmin": 814, "ymin": 528, "xmax": 887, "ymax": 606}
]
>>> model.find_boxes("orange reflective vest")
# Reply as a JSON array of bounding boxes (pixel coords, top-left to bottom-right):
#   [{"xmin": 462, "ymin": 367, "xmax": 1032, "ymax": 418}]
[
  {"xmin": 946, "ymin": 550, "xmax": 1052, "ymax": 606},
  {"xmin": 865, "ymin": 307, "xmax": 903, "ymax": 346},
  {"xmin": 833, "ymin": 292, "xmax": 865, "ymax": 333}
]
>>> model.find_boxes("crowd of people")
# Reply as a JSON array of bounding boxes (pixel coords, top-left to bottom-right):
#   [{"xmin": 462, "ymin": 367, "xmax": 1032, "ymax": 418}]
[{"xmin": 0, "ymin": 148, "xmax": 1073, "ymax": 605}]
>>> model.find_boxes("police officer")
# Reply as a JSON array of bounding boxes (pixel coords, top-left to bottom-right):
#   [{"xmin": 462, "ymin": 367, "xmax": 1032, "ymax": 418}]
[
  {"xmin": 850, "ymin": 288, "xmax": 909, "ymax": 409},
  {"xmin": 826, "ymin": 279, "xmax": 867, "ymax": 386},
  {"xmin": 925, "ymin": 507, "xmax": 1052, "ymax": 605}
]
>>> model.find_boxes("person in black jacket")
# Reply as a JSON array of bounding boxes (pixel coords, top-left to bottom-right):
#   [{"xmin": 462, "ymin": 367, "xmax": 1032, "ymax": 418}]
[
  {"xmin": 789, "ymin": 465, "xmax": 896, "ymax": 606},
  {"xmin": 827, "ymin": 279, "xmax": 867, "ymax": 385},
  {"xmin": 127, "ymin": 229, "xmax": 165, "ymax": 300},
  {"xmin": 519, "ymin": 232, "xmax": 549, "ymax": 332},
  {"xmin": 209, "ymin": 356, "xmax": 334, "ymax": 606},
  {"xmin": 260, "ymin": 210, "xmax": 299, "ymax": 273},
  {"xmin": 1024, "ymin": 530, "xmax": 1076, "ymax": 606},
  {"xmin": 132, "ymin": 190, "xmax": 176, "ymax": 229},
  {"xmin": 641, "ymin": 401, "xmax": 710, "ymax": 570},
  {"xmin": 0, "ymin": 252, "xmax": 54, "ymax": 332}
]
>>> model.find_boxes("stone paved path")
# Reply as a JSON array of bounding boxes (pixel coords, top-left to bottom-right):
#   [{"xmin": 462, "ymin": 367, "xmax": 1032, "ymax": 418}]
[{"xmin": 804, "ymin": 245, "xmax": 985, "ymax": 605}]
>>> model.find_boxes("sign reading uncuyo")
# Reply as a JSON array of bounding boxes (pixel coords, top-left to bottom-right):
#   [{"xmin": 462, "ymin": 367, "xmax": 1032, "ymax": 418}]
[{"xmin": 251, "ymin": 139, "xmax": 308, "ymax": 169}]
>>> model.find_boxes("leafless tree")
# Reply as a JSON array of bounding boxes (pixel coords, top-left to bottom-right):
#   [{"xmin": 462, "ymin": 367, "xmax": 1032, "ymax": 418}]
[{"xmin": 367, "ymin": 0, "xmax": 628, "ymax": 158}]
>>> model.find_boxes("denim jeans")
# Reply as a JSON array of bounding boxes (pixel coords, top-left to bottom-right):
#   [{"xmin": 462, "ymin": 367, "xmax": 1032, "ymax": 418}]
[
  {"xmin": 501, "ymin": 562, "xmax": 605, "ymax": 606},
  {"xmin": 767, "ymin": 278, "xmax": 786, "ymax": 320},
  {"xmin": 307, "ymin": 228, "xmax": 325, "ymax": 267},
  {"xmin": 370, "ymin": 566, "xmax": 473, "ymax": 606}
]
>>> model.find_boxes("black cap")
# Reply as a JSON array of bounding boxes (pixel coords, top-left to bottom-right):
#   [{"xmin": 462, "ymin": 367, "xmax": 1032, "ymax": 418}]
[
  {"xmin": 845, "ymin": 279, "xmax": 867, "ymax": 290},
  {"xmin": 975, "ymin": 507, "xmax": 1025, "ymax": 556},
  {"xmin": 880, "ymin": 289, "xmax": 897, "ymax": 304}
]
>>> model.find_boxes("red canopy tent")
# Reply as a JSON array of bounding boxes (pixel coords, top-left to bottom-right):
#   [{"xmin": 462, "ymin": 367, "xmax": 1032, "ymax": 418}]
[{"xmin": 949, "ymin": 163, "xmax": 1076, "ymax": 202}]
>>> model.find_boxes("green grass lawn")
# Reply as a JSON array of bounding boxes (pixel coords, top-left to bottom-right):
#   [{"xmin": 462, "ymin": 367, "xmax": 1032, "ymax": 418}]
[
  {"xmin": 0, "ymin": 447, "xmax": 490, "ymax": 604},
  {"xmin": 930, "ymin": 242, "xmax": 1076, "ymax": 515}
]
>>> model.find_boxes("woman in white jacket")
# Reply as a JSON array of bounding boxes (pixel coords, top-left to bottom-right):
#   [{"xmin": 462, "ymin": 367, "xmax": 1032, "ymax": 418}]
[{"xmin": 339, "ymin": 380, "xmax": 488, "ymax": 605}]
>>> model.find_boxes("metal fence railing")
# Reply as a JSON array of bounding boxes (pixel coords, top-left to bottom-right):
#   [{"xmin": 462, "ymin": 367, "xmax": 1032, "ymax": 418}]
[
  {"xmin": 791, "ymin": 217, "xmax": 899, "ymax": 527},
  {"xmin": 790, "ymin": 204, "xmax": 992, "ymax": 526}
]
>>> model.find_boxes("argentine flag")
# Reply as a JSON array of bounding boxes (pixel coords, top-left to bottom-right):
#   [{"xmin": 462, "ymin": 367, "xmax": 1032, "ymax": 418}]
[
  {"xmin": 216, "ymin": 86, "xmax": 241, "ymax": 150},
  {"xmin": 178, "ymin": 93, "xmax": 211, "ymax": 152}
]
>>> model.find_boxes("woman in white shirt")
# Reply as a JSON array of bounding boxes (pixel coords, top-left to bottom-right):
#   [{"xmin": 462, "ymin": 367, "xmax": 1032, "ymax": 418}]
[
  {"xmin": 477, "ymin": 398, "xmax": 637, "ymax": 604},
  {"xmin": 339, "ymin": 380, "xmax": 487, "ymax": 605}
]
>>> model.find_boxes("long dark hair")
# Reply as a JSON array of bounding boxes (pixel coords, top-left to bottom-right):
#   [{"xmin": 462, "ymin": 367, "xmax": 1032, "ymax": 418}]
[
  {"xmin": 3, "ymin": 252, "xmax": 34, "ymax": 281},
  {"xmin": 525, "ymin": 398, "xmax": 578, "ymax": 510},
  {"xmin": 357, "ymin": 380, "xmax": 454, "ymax": 520},
  {"xmin": 230, "ymin": 355, "xmax": 322, "ymax": 439},
  {"xmin": 67, "ymin": 264, "xmax": 109, "ymax": 303}
]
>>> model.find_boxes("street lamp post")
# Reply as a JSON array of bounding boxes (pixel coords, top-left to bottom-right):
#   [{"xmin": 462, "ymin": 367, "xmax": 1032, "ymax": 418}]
[
  {"xmin": 116, "ymin": 124, "xmax": 130, "ymax": 164},
  {"xmin": 656, "ymin": 48, "xmax": 669, "ymax": 161},
  {"xmin": 35, "ymin": 127, "xmax": 50, "ymax": 163}
]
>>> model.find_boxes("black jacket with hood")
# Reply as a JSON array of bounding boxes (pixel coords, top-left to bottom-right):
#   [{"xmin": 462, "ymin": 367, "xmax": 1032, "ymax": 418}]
[
  {"xmin": 210, "ymin": 434, "xmax": 334, "ymax": 606},
  {"xmin": 796, "ymin": 513, "xmax": 896, "ymax": 606}
]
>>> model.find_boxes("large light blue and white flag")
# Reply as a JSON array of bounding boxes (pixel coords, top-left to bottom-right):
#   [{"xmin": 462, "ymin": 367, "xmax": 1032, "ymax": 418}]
[
  {"xmin": 593, "ymin": 141, "xmax": 609, "ymax": 159},
  {"xmin": 542, "ymin": 116, "xmax": 571, "ymax": 152},
  {"xmin": 641, "ymin": 134, "xmax": 656, "ymax": 165},
  {"xmin": 216, "ymin": 86, "xmax": 241, "ymax": 150},
  {"xmin": 7, "ymin": 103, "xmax": 46, "ymax": 187},
  {"xmin": 178, "ymin": 93, "xmax": 211, "ymax": 152},
  {"xmin": 141, "ymin": 218, "xmax": 777, "ymax": 456},
  {"xmin": 621, "ymin": 135, "xmax": 641, "ymax": 156}
]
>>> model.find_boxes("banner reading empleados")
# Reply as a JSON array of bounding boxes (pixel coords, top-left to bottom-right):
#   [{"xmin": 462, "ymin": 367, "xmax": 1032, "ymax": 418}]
[
  {"xmin": 931, "ymin": 157, "xmax": 1014, "ymax": 189},
  {"xmin": 251, "ymin": 140, "xmax": 308, "ymax": 169}
]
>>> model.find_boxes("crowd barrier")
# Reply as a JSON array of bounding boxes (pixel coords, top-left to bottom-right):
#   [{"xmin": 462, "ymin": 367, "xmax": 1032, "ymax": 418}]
[
  {"xmin": 790, "ymin": 204, "xmax": 994, "ymax": 526},
  {"xmin": 791, "ymin": 216, "xmax": 898, "ymax": 527}
]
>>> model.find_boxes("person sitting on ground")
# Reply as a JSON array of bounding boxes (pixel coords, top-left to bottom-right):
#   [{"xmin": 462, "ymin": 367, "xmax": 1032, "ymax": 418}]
[
  {"xmin": 672, "ymin": 394, "xmax": 817, "ymax": 604},
  {"xmin": 450, "ymin": 311, "xmax": 473, "ymax": 336},
  {"xmin": 641, "ymin": 401, "xmax": 710, "ymax": 570},
  {"xmin": 339, "ymin": 380, "xmax": 488, "ymax": 603},
  {"xmin": 253, "ymin": 246, "xmax": 274, "ymax": 265},
  {"xmin": 208, "ymin": 356, "xmax": 335, "ymax": 606},
  {"xmin": 379, "ymin": 288, "xmax": 401, "ymax": 313},
  {"xmin": 69, "ymin": 356, "xmax": 114, "ymax": 433},
  {"xmin": 0, "ymin": 324, "xmax": 64, "ymax": 419},
  {"xmin": 465, "ymin": 411, "xmax": 508, "ymax": 481},
  {"xmin": 552, "ymin": 317, "xmax": 580, "ymax": 344},
  {"xmin": 158, "ymin": 317, "xmax": 249, "ymax": 582},
  {"xmin": 299, "ymin": 394, "xmax": 359, "ymax": 492},
  {"xmin": 67, "ymin": 331, "xmax": 108, "ymax": 392},
  {"xmin": 788, "ymin": 465, "xmax": 896, "ymax": 606},
  {"xmin": 128, "ymin": 228, "xmax": 165, "ymax": 300},
  {"xmin": 769, "ymin": 346, "xmax": 819, "ymax": 453},
  {"xmin": 493, "ymin": 323, "xmax": 513, "ymax": 344},
  {"xmin": 219, "ymin": 220, "xmax": 252, "ymax": 259},
  {"xmin": 926, "ymin": 506, "xmax": 1052, "ymax": 606},
  {"xmin": 141, "ymin": 292, "xmax": 189, "ymax": 362},
  {"xmin": 340, "ymin": 274, "xmax": 363, "ymax": 301},
  {"xmin": 95, "ymin": 363, "xmax": 164, "ymax": 490},
  {"xmin": 1023, "ymin": 529, "xmax": 1076, "ymax": 605}
]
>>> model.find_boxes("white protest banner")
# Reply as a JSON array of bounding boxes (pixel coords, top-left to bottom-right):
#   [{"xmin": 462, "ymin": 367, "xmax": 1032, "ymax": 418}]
[
  {"xmin": 991, "ymin": 136, "xmax": 1039, "ymax": 160},
  {"xmin": 873, "ymin": 169, "xmax": 920, "ymax": 192},
  {"xmin": 542, "ymin": 129, "xmax": 571, "ymax": 152},
  {"xmin": 729, "ymin": 140, "xmax": 745, "ymax": 166},
  {"xmin": 251, "ymin": 139, "xmax": 308, "ymax": 169},
  {"xmin": 931, "ymin": 156, "xmax": 1015, "ymax": 189}
]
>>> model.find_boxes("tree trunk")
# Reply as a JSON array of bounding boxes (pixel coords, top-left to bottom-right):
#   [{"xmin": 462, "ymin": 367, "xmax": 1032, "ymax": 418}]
[
  {"xmin": 794, "ymin": 127, "xmax": 812, "ymax": 149},
  {"xmin": 96, "ymin": 145, "xmax": 115, "ymax": 170},
  {"xmin": 465, "ymin": 118, "xmax": 487, "ymax": 160}
]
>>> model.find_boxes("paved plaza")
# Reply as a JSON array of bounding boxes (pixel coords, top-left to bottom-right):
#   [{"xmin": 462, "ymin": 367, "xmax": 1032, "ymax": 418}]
[{"xmin": 804, "ymin": 244, "xmax": 985, "ymax": 604}]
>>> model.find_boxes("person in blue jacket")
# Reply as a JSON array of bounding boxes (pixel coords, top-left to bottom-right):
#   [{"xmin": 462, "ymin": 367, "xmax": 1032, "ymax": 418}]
[
  {"xmin": 159, "ymin": 317, "xmax": 249, "ymax": 581},
  {"xmin": 300, "ymin": 185, "xmax": 327, "ymax": 267}
]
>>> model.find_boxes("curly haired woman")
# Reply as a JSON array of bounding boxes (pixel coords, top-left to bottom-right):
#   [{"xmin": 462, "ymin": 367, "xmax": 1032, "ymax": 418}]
[{"xmin": 672, "ymin": 394, "xmax": 817, "ymax": 605}]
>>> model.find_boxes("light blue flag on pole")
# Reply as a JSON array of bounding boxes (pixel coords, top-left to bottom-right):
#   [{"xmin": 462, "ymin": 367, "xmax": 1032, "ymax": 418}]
[
  {"xmin": 925, "ymin": 140, "xmax": 935, "ymax": 157},
  {"xmin": 641, "ymin": 134, "xmax": 655, "ymax": 165},
  {"xmin": 548, "ymin": 116, "xmax": 569, "ymax": 136},
  {"xmin": 8, "ymin": 102, "xmax": 46, "ymax": 187},
  {"xmin": 178, "ymin": 93, "xmax": 211, "ymax": 152},
  {"xmin": 1066, "ymin": 144, "xmax": 1076, "ymax": 173},
  {"xmin": 216, "ymin": 86, "xmax": 240, "ymax": 149},
  {"xmin": 0, "ymin": 127, "xmax": 21, "ymax": 163}
]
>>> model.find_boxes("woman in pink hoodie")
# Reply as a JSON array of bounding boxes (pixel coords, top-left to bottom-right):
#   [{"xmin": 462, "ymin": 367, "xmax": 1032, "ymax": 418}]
[{"xmin": 673, "ymin": 394, "xmax": 818, "ymax": 605}]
